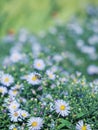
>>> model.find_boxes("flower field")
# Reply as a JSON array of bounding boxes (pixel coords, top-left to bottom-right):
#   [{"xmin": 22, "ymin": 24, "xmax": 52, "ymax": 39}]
[{"xmin": 0, "ymin": 5, "xmax": 98, "ymax": 130}]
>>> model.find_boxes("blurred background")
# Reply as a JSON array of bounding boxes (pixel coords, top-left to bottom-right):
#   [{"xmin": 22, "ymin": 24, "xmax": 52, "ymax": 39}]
[{"xmin": 0, "ymin": 0, "xmax": 98, "ymax": 36}]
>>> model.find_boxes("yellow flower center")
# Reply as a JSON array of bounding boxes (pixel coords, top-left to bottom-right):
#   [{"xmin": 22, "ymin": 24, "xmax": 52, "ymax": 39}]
[
  {"xmin": 32, "ymin": 76, "xmax": 37, "ymax": 81},
  {"xmin": 12, "ymin": 105, "xmax": 17, "ymax": 109},
  {"xmin": 49, "ymin": 74, "xmax": 53, "ymax": 78},
  {"xmin": 13, "ymin": 90, "xmax": 17, "ymax": 94},
  {"xmin": 31, "ymin": 121, "xmax": 38, "ymax": 127},
  {"xmin": 37, "ymin": 63, "xmax": 41, "ymax": 67},
  {"xmin": 13, "ymin": 128, "xmax": 17, "ymax": 130},
  {"xmin": 22, "ymin": 113, "xmax": 27, "ymax": 117},
  {"xmin": 60, "ymin": 105, "xmax": 66, "ymax": 110},
  {"xmin": 82, "ymin": 125, "xmax": 87, "ymax": 130},
  {"xmin": 0, "ymin": 88, "xmax": 3, "ymax": 93},
  {"xmin": 4, "ymin": 77, "xmax": 9, "ymax": 82},
  {"xmin": 14, "ymin": 112, "xmax": 18, "ymax": 117}
]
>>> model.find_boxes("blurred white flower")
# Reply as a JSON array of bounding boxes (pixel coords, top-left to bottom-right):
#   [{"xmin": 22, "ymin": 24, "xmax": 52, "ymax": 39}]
[
  {"xmin": 2, "ymin": 34, "xmax": 15, "ymax": 43},
  {"xmin": 32, "ymin": 43, "xmax": 41, "ymax": 57},
  {"xmin": 53, "ymin": 54, "xmax": 63, "ymax": 62},
  {"xmin": 46, "ymin": 70, "xmax": 56, "ymax": 80},
  {"xmin": 87, "ymin": 65, "xmax": 98, "ymax": 75},
  {"xmin": 18, "ymin": 28, "xmax": 28, "ymax": 43},
  {"xmin": 76, "ymin": 39, "xmax": 84, "ymax": 48},
  {"xmin": 49, "ymin": 27, "xmax": 57, "ymax": 34},
  {"xmin": 88, "ymin": 35, "xmax": 98, "ymax": 45},
  {"xmin": 10, "ymin": 52, "xmax": 23, "ymax": 63},
  {"xmin": 33, "ymin": 59, "xmax": 45, "ymax": 70},
  {"xmin": 68, "ymin": 23, "xmax": 83, "ymax": 35},
  {"xmin": 81, "ymin": 45, "xmax": 96, "ymax": 55}
]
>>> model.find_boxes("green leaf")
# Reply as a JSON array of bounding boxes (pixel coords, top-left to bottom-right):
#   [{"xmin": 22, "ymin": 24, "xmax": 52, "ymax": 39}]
[
  {"xmin": 76, "ymin": 112, "xmax": 85, "ymax": 119},
  {"xmin": 57, "ymin": 119, "xmax": 72, "ymax": 129}
]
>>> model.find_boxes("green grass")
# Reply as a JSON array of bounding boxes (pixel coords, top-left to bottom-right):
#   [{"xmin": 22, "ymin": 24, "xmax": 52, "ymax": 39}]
[{"xmin": 0, "ymin": 0, "xmax": 98, "ymax": 36}]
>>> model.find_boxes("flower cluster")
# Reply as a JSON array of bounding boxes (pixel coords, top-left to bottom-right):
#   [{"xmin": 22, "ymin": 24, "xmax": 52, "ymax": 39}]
[{"xmin": 0, "ymin": 8, "xmax": 98, "ymax": 130}]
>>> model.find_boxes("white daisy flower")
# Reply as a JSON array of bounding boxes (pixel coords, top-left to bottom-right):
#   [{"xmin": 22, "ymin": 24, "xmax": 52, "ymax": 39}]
[
  {"xmin": 20, "ymin": 110, "xmax": 29, "ymax": 119},
  {"xmin": 27, "ymin": 73, "xmax": 41, "ymax": 85},
  {"xmin": 10, "ymin": 52, "xmax": 23, "ymax": 63},
  {"xmin": 1, "ymin": 74, "xmax": 14, "ymax": 86},
  {"xmin": 50, "ymin": 66, "xmax": 58, "ymax": 73},
  {"xmin": 9, "ymin": 110, "xmax": 21, "ymax": 122},
  {"xmin": 9, "ymin": 124, "xmax": 18, "ymax": 130},
  {"xmin": 0, "ymin": 86, "xmax": 7, "ymax": 95},
  {"xmin": 33, "ymin": 59, "xmax": 45, "ymax": 70},
  {"xmin": 55, "ymin": 100, "xmax": 70, "ymax": 117},
  {"xmin": 46, "ymin": 70, "xmax": 56, "ymax": 80},
  {"xmin": 27, "ymin": 117, "xmax": 43, "ymax": 130},
  {"xmin": 8, "ymin": 101, "xmax": 20, "ymax": 112},
  {"xmin": 9, "ymin": 89, "xmax": 19, "ymax": 97},
  {"xmin": 76, "ymin": 120, "xmax": 91, "ymax": 130}
]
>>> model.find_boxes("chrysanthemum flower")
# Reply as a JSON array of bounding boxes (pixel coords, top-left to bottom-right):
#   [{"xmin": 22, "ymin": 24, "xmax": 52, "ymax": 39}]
[
  {"xmin": 9, "ymin": 110, "xmax": 21, "ymax": 122},
  {"xmin": 8, "ymin": 101, "xmax": 20, "ymax": 112},
  {"xmin": 10, "ymin": 52, "xmax": 23, "ymax": 63},
  {"xmin": 76, "ymin": 120, "xmax": 91, "ymax": 130},
  {"xmin": 13, "ymin": 84, "xmax": 24, "ymax": 90},
  {"xmin": 55, "ymin": 100, "xmax": 70, "ymax": 117},
  {"xmin": 27, "ymin": 73, "xmax": 41, "ymax": 85},
  {"xmin": 20, "ymin": 110, "xmax": 29, "ymax": 119},
  {"xmin": 0, "ymin": 71, "xmax": 4, "ymax": 79},
  {"xmin": 9, "ymin": 89, "xmax": 18, "ymax": 97},
  {"xmin": 46, "ymin": 70, "xmax": 56, "ymax": 80},
  {"xmin": 27, "ymin": 117, "xmax": 43, "ymax": 130},
  {"xmin": 0, "ymin": 86, "xmax": 7, "ymax": 95},
  {"xmin": 1, "ymin": 74, "xmax": 14, "ymax": 86},
  {"xmin": 33, "ymin": 59, "xmax": 45, "ymax": 70},
  {"xmin": 9, "ymin": 124, "xmax": 18, "ymax": 130}
]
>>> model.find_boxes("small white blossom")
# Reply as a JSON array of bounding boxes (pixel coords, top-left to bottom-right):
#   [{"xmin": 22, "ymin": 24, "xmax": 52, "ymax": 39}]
[
  {"xmin": 55, "ymin": 100, "xmax": 70, "ymax": 117},
  {"xmin": 27, "ymin": 117, "xmax": 43, "ymax": 130}
]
